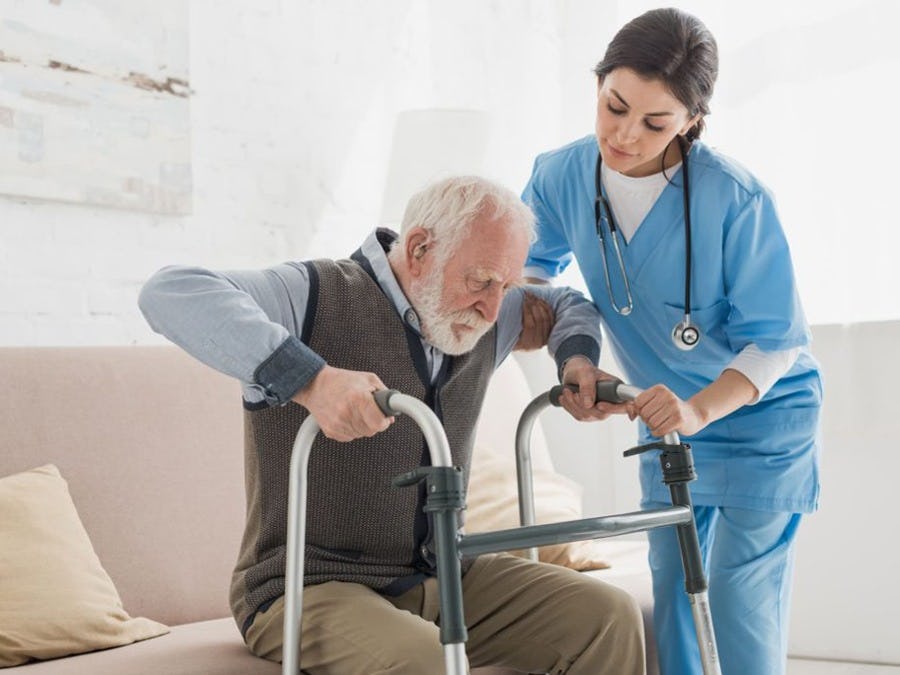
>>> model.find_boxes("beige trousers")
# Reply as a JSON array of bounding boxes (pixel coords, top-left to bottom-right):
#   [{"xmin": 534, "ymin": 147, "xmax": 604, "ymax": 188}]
[{"xmin": 246, "ymin": 553, "xmax": 645, "ymax": 674}]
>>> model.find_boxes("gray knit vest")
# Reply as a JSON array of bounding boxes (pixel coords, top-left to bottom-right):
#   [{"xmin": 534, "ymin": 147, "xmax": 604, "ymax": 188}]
[{"xmin": 230, "ymin": 256, "xmax": 496, "ymax": 636}]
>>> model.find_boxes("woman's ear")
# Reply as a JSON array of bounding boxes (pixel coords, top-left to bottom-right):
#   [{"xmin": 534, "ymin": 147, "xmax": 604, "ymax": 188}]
[{"xmin": 679, "ymin": 113, "xmax": 702, "ymax": 137}]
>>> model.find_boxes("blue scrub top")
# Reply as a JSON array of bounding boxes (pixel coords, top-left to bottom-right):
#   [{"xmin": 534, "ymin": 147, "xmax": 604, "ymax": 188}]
[{"xmin": 524, "ymin": 136, "xmax": 822, "ymax": 513}]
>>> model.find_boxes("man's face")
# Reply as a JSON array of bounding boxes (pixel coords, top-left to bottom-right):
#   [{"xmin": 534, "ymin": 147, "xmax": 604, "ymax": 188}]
[{"xmin": 412, "ymin": 216, "xmax": 529, "ymax": 355}]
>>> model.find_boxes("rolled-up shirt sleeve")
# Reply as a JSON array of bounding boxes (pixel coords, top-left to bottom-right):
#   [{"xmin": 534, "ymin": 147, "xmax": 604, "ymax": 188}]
[{"xmin": 138, "ymin": 263, "xmax": 326, "ymax": 406}]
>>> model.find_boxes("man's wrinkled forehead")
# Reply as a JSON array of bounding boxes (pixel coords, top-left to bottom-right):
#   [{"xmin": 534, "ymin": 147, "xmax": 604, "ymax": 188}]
[{"xmin": 467, "ymin": 265, "xmax": 525, "ymax": 287}]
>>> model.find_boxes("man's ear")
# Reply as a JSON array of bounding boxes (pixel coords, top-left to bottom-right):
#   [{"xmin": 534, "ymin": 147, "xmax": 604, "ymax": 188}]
[{"xmin": 404, "ymin": 227, "xmax": 431, "ymax": 277}]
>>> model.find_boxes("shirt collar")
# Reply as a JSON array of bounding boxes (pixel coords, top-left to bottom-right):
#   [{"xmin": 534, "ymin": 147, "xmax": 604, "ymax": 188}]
[{"xmin": 359, "ymin": 228, "xmax": 425, "ymax": 338}]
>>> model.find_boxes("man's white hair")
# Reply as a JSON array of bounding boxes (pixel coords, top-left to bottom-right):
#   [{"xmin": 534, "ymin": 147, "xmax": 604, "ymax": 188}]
[{"xmin": 389, "ymin": 175, "xmax": 535, "ymax": 266}]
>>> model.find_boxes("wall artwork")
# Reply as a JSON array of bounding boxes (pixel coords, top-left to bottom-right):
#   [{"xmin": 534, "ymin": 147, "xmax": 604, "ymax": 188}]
[{"xmin": 0, "ymin": 0, "xmax": 191, "ymax": 214}]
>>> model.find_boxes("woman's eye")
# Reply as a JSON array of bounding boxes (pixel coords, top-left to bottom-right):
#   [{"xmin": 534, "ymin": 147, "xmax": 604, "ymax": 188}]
[
  {"xmin": 644, "ymin": 120, "xmax": 665, "ymax": 132},
  {"xmin": 606, "ymin": 103, "xmax": 626, "ymax": 116}
]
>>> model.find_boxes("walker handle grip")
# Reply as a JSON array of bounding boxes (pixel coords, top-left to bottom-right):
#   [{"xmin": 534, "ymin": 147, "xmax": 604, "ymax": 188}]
[
  {"xmin": 373, "ymin": 389, "xmax": 402, "ymax": 417},
  {"xmin": 548, "ymin": 379, "xmax": 626, "ymax": 407}
]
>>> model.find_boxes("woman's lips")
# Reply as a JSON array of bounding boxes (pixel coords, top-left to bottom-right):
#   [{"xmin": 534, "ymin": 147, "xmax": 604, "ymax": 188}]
[{"xmin": 607, "ymin": 142, "xmax": 634, "ymax": 159}]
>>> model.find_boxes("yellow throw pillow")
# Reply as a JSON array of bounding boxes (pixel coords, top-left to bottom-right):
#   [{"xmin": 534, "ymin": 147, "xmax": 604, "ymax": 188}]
[
  {"xmin": 466, "ymin": 447, "xmax": 610, "ymax": 571},
  {"xmin": 0, "ymin": 465, "xmax": 168, "ymax": 667}
]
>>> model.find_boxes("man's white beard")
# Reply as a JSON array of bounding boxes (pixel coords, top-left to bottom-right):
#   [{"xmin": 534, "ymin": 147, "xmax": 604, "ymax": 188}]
[{"xmin": 411, "ymin": 267, "xmax": 493, "ymax": 355}]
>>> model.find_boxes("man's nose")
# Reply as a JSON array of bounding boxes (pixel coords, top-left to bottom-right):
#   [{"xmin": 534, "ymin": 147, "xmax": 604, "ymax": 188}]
[{"xmin": 477, "ymin": 287, "xmax": 503, "ymax": 324}]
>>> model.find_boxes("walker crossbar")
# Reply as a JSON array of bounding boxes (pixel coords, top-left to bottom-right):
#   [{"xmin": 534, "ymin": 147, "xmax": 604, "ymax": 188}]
[{"xmin": 458, "ymin": 506, "xmax": 691, "ymax": 557}]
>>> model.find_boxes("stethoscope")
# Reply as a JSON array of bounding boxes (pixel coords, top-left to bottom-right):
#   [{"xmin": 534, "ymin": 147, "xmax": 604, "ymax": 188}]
[{"xmin": 594, "ymin": 138, "xmax": 701, "ymax": 351}]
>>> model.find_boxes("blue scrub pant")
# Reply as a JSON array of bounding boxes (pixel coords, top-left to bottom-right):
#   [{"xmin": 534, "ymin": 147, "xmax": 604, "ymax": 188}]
[{"xmin": 643, "ymin": 503, "xmax": 802, "ymax": 675}]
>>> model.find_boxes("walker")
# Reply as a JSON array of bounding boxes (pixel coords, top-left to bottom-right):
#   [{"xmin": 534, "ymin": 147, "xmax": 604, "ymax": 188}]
[{"xmin": 281, "ymin": 380, "xmax": 721, "ymax": 675}]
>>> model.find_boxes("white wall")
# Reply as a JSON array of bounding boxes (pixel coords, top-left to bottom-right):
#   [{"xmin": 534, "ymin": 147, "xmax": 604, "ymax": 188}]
[
  {"xmin": 788, "ymin": 322, "xmax": 900, "ymax": 663},
  {"xmin": 0, "ymin": 0, "xmax": 569, "ymax": 346}
]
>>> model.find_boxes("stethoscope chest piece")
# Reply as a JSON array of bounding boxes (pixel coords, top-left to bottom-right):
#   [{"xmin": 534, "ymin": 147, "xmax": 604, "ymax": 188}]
[{"xmin": 672, "ymin": 317, "xmax": 701, "ymax": 351}]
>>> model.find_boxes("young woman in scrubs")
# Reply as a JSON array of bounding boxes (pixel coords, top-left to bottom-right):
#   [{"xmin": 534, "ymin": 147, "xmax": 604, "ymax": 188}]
[{"xmin": 522, "ymin": 8, "xmax": 822, "ymax": 675}]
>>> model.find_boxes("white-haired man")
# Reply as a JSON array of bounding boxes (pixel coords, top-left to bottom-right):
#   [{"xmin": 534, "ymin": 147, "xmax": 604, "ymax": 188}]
[{"xmin": 139, "ymin": 176, "xmax": 645, "ymax": 674}]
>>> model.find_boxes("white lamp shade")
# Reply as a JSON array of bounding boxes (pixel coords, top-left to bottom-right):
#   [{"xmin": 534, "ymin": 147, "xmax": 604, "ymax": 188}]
[{"xmin": 379, "ymin": 108, "xmax": 491, "ymax": 227}]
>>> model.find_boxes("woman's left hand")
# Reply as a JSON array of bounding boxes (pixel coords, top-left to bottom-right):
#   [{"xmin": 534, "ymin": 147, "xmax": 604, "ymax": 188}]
[{"xmin": 633, "ymin": 384, "xmax": 708, "ymax": 437}]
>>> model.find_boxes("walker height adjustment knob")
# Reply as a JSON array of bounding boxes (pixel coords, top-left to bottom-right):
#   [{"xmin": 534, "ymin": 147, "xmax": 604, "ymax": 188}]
[
  {"xmin": 624, "ymin": 441, "xmax": 697, "ymax": 485},
  {"xmin": 391, "ymin": 466, "xmax": 467, "ymax": 512}
]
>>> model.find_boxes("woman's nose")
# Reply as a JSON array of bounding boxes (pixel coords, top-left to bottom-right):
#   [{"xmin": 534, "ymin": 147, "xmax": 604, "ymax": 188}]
[{"xmin": 616, "ymin": 116, "xmax": 641, "ymax": 145}]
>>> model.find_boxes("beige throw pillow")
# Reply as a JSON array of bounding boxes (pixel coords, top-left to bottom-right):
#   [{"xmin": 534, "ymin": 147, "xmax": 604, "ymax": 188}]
[
  {"xmin": 0, "ymin": 465, "xmax": 168, "ymax": 668},
  {"xmin": 467, "ymin": 355, "xmax": 610, "ymax": 571},
  {"xmin": 466, "ymin": 446, "xmax": 610, "ymax": 571}
]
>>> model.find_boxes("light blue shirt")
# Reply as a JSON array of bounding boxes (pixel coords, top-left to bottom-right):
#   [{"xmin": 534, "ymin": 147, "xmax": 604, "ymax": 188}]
[
  {"xmin": 524, "ymin": 136, "xmax": 823, "ymax": 513},
  {"xmin": 140, "ymin": 228, "xmax": 603, "ymax": 407}
]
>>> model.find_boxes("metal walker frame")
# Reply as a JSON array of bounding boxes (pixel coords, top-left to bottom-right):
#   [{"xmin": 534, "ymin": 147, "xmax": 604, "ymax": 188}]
[{"xmin": 282, "ymin": 381, "xmax": 721, "ymax": 675}]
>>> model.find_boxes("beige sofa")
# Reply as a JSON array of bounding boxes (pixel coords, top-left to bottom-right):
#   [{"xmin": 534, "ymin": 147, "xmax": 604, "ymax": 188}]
[{"xmin": 0, "ymin": 346, "xmax": 654, "ymax": 674}]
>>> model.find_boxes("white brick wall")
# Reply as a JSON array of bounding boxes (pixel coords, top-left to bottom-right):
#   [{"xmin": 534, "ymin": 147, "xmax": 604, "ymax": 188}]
[{"xmin": 0, "ymin": 0, "xmax": 579, "ymax": 346}]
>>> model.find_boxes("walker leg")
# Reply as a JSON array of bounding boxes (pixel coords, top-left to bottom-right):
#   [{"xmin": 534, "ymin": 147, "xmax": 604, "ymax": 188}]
[
  {"xmin": 393, "ymin": 466, "xmax": 469, "ymax": 675},
  {"xmin": 282, "ymin": 417, "xmax": 320, "ymax": 675},
  {"xmin": 689, "ymin": 590, "xmax": 719, "ymax": 675},
  {"xmin": 434, "ymin": 509, "xmax": 468, "ymax": 675},
  {"xmin": 670, "ymin": 483, "xmax": 721, "ymax": 675},
  {"xmin": 444, "ymin": 643, "xmax": 468, "ymax": 674}
]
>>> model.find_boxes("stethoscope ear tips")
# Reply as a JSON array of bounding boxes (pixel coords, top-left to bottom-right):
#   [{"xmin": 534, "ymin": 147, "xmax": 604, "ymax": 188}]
[{"xmin": 672, "ymin": 318, "xmax": 701, "ymax": 351}]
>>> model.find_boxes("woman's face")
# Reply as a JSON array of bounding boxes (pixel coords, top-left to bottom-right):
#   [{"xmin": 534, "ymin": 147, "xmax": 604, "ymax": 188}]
[{"xmin": 595, "ymin": 67, "xmax": 699, "ymax": 177}]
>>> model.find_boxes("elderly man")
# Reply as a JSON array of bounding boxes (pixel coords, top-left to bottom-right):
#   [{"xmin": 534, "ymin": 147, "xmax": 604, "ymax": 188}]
[{"xmin": 139, "ymin": 176, "xmax": 645, "ymax": 675}]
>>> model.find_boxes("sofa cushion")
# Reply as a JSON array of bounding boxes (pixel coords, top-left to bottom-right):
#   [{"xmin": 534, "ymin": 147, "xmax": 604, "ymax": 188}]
[
  {"xmin": 0, "ymin": 465, "xmax": 168, "ymax": 668},
  {"xmin": 0, "ymin": 346, "xmax": 246, "ymax": 627},
  {"xmin": 4, "ymin": 618, "xmax": 278, "ymax": 675}
]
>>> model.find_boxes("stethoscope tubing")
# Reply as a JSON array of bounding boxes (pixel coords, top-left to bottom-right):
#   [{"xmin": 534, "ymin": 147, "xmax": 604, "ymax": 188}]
[
  {"xmin": 594, "ymin": 138, "xmax": 700, "ymax": 350},
  {"xmin": 594, "ymin": 158, "xmax": 634, "ymax": 316}
]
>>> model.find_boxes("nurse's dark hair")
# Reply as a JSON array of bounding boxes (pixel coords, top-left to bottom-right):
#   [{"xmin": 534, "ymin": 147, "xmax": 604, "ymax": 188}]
[{"xmin": 594, "ymin": 7, "xmax": 718, "ymax": 142}]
